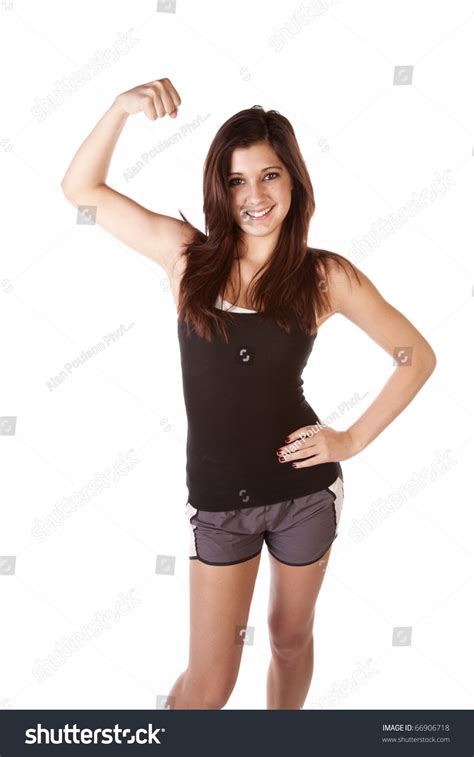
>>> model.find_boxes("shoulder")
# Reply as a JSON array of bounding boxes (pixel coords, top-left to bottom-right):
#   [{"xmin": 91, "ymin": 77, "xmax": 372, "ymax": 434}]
[{"xmin": 307, "ymin": 248, "xmax": 363, "ymax": 312}]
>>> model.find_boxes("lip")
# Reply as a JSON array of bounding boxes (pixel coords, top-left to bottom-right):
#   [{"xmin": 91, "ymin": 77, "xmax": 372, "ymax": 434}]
[{"xmin": 242, "ymin": 205, "xmax": 275, "ymax": 221}]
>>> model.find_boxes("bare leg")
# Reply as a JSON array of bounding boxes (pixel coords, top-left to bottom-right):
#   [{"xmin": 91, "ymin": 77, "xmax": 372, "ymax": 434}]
[
  {"xmin": 167, "ymin": 552, "xmax": 261, "ymax": 709},
  {"xmin": 266, "ymin": 545, "xmax": 332, "ymax": 709}
]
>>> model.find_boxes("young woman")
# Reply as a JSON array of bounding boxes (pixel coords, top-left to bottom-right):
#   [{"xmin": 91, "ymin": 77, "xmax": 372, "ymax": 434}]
[{"xmin": 61, "ymin": 77, "xmax": 437, "ymax": 710}]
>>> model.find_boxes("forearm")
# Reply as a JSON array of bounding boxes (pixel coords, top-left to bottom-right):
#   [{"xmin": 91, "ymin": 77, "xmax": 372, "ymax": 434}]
[
  {"xmin": 346, "ymin": 346, "xmax": 437, "ymax": 454},
  {"xmin": 60, "ymin": 98, "xmax": 128, "ymax": 197}
]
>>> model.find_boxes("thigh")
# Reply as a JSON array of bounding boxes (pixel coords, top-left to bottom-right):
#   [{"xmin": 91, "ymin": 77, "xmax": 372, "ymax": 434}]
[
  {"xmin": 188, "ymin": 552, "xmax": 261, "ymax": 688},
  {"xmin": 266, "ymin": 475, "xmax": 344, "ymax": 640},
  {"xmin": 267, "ymin": 543, "xmax": 332, "ymax": 641}
]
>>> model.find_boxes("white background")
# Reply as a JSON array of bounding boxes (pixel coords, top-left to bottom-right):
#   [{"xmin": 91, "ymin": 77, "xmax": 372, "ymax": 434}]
[{"xmin": 0, "ymin": 0, "xmax": 472, "ymax": 711}]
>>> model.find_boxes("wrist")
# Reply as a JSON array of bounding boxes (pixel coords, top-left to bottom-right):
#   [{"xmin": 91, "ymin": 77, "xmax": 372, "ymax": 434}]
[
  {"xmin": 345, "ymin": 426, "xmax": 366, "ymax": 456},
  {"xmin": 111, "ymin": 95, "xmax": 129, "ymax": 118}
]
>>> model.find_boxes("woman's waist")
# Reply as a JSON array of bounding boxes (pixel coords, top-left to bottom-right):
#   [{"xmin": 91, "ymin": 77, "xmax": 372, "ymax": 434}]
[
  {"xmin": 185, "ymin": 445, "xmax": 340, "ymax": 508},
  {"xmin": 186, "ymin": 400, "xmax": 320, "ymax": 452}
]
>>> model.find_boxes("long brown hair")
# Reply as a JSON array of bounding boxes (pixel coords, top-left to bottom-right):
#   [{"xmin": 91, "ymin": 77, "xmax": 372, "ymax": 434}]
[{"xmin": 178, "ymin": 105, "xmax": 361, "ymax": 342}]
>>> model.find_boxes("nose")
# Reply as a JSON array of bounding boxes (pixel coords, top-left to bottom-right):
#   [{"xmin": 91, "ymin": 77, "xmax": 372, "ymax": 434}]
[{"xmin": 243, "ymin": 181, "xmax": 270, "ymax": 207}]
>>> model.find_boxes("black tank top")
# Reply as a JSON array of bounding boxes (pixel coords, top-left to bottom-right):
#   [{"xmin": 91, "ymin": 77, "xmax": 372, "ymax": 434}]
[{"xmin": 177, "ymin": 303, "xmax": 340, "ymax": 511}]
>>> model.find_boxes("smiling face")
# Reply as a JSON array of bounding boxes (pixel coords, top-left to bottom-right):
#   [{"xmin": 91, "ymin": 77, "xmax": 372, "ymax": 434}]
[{"xmin": 227, "ymin": 141, "xmax": 293, "ymax": 239}]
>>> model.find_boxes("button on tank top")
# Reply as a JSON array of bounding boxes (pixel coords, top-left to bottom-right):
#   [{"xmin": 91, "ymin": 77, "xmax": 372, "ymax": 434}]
[{"xmin": 177, "ymin": 296, "xmax": 340, "ymax": 511}]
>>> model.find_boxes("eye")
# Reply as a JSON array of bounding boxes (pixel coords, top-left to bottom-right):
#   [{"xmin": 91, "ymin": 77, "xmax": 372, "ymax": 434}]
[{"xmin": 228, "ymin": 172, "xmax": 280, "ymax": 187}]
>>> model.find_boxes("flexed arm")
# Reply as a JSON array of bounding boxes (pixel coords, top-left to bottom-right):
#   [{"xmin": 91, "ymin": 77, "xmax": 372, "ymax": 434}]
[{"xmin": 60, "ymin": 77, "xmax": 195, "ymax": 273}]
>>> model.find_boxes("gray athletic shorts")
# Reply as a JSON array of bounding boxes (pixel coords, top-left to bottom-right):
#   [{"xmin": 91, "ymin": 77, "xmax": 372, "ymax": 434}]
[{"xmin": 185, "ymin": 467, "xmax": 344, "ymax": 567}]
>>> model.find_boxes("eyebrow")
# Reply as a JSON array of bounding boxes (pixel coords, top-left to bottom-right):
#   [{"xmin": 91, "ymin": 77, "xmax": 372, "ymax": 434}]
[{"xmin": 227, "ymin": 165, "xmax": 283, "ymax": 176}]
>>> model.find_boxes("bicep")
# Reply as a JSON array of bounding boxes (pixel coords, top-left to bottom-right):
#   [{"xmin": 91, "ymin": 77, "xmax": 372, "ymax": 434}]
[{"xmin": 62, "ymin": 183, "xmax": 196, "ymax": 272}]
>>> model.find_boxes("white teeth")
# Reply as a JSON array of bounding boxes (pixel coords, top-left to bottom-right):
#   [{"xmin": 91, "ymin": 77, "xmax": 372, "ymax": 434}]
[{"xmin": 245, "ymin": 206, "xmax": 273, "ymax": 218}]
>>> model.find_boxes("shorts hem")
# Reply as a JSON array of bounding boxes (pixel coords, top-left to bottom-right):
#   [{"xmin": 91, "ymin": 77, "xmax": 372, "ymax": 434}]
[
  {"xmin": 189, "ymin": 547, "xmax": 262, "ymax": 566},
  {"xmin": 267, "ymin": 537, "xmax": 336, "ymax": 567}
]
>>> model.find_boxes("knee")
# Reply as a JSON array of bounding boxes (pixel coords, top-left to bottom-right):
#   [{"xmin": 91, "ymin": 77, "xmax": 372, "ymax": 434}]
[
  {"xmin": 185, "ymin": 671, "xmax": 236, "ymax": 709},
  {"xmin": 268, "ymin": 619, "xmax": 313, "ymax": 660},
  {"xmin": 202, "ymin": 691, "xmax": 230, "ymax": 710},
  {"xmin": 201, "ymin": 682, "xmax": 235, "ymax": 709}
]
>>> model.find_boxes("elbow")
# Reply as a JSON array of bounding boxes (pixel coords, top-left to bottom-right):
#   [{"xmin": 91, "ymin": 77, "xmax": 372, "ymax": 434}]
[
  {"xmin": 427, "ymin": 342, "xmax": 437, "ymax": 367},
  {"xmin": 60, "ymin": 180, "xmax": 103, "ymax": 206},
  {"xmin": 423, "ymin": 344, "xmax": 437, "ymax": 378},
  {"xmin": 60, "ymin": 173, "xmax": 70, "ymax": 194},
  {"xmin": 60, "ymin": 179, "xmax": 78, "ymax": 205},
  {"xmin": 60, "ymin": 180, "xmax": 90, "ymax": 208}
]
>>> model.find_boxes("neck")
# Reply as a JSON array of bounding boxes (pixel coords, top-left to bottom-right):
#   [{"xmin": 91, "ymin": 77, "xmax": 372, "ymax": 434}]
[{"xmin": 236, "ymin": 228, "xmax": 280, "ymax": 266}]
